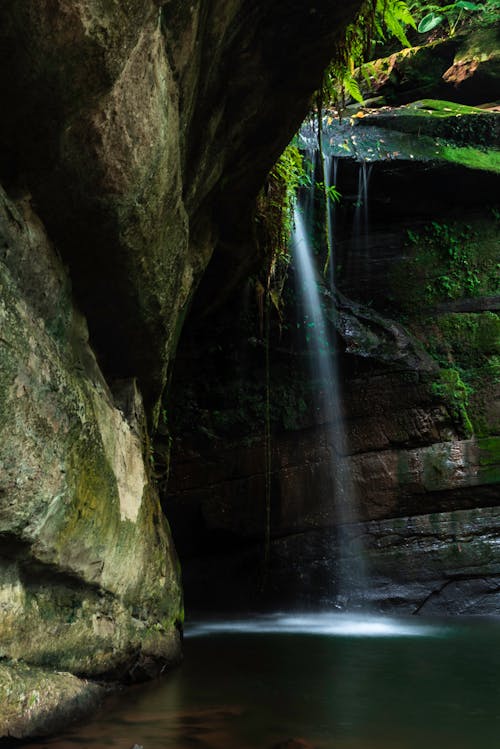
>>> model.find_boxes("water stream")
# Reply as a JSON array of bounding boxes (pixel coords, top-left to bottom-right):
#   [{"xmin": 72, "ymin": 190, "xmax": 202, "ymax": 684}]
[{"xmin": 347, "ymin": 161, "xmax": 373, "ymax": 290}]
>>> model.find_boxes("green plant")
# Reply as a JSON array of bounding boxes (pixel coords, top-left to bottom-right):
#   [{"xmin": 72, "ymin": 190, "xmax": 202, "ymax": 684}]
[
  {"xmin": 416, "ymin": 0, "xmax": 491, "ymax": 35},
  {"xmin": 322, "ymin": 183, "xmax": 342, "ymax": 204},
  {"xmin": 376, "ymin": 0, "xmax": 417, "ymax": 46},
  {"xmin": 322, "ymin": 0, "xmax": 416, "ymax": 111},
  {"xmin": 419, "ymin": 1, "xmax": 482, "ymax": 34},
  {"xmin": 272, "ymin": 144, "xmax": 307, "ymax": 243},
  {"xmin": 255, "ymin": 143, "xmax": 308, "ymax": 319}
]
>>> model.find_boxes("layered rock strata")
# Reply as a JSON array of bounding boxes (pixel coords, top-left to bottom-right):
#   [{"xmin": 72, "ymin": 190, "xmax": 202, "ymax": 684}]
[{"xmin": 167, "ymin": 98, "xmax": 500, "ymax": 614}]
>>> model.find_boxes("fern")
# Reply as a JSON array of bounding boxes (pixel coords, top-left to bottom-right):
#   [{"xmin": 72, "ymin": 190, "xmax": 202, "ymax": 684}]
[
  {"xmin": 322, "ymin": 0, "xmax": 416, "ymax": 109},
  {"xmin": 376, "ymin": 0, "xmax": 416, "ymax": 47},
  {"xmin": 343, "ymin": 73, "xmax": 364, "ymax": 103},
  {"xmin": 389, "ymin": 0, "xmax": 418, "ymax": 26}
]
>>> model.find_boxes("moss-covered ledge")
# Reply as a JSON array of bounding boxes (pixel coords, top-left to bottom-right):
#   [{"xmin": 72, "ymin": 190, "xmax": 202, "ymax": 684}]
[{"xmin": 0, "ymin": 663, "xmax": 104, "ymax": 741}]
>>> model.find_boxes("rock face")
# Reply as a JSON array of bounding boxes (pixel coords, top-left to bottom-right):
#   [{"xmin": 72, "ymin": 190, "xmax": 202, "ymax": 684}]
[
  {"xmin": 0, "ymin": 0, "xmax": 362, "ymax": 419},
  {"xmin": 0, "ymin": 663, "xmax": 104, "ymax": 741},
  {"xmin": 361, "ymin": 25, "xmax": 500, "ymax": 106},
  {"xmin": 0, "ymin": 0, "xmax": 365, "ymax": 738},
  {"xmin": 166, "ymin": 95, "xmax": 500, "ymax": 614},
  {"xmin": 0, "ymin": 187, "xmax": 183, "ymax": 680}
]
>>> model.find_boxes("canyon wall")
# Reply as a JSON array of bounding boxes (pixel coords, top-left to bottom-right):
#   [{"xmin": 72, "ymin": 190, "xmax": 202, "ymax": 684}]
[{"xmin": 167, "ymin": 97, "xmax": 500, "ymax": 615}]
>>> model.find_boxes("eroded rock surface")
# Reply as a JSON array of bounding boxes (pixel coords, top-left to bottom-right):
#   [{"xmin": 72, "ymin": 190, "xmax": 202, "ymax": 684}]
[
  {"xmin": 0, "ymin": 188, "xmax": 183, "ymax": 679},
  {"xmin": 0, "ymin": 663, "xmax": 104, "ymax": 741},
  {"xmin": 0, "ymin": 0, "xmax": 362, "ymax": 418}
]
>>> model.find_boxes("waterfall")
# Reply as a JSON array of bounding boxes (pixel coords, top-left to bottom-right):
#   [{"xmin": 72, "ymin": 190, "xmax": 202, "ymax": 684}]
[
  {"xmin": 292, "ymin": 199, "xmax": 366, "ymax": 609},
  {"xmin": 327, "ymin": 156, "xmax": 341, "ymax": 292},
  {"xmin": 349, "ymin": 161, "xmax": 373, "ymax": 288}
]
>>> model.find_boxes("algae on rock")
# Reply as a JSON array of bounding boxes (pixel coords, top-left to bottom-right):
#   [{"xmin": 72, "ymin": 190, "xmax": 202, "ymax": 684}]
[{"xmin": 0, "ymin": 187, "xmax": 183, "ymax": 680}]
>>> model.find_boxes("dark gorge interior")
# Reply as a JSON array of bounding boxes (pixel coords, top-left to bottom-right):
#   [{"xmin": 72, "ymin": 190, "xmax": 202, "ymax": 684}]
[{"xmin": 0, "ymin": 0, "xmax": 499, "ymax": 745}]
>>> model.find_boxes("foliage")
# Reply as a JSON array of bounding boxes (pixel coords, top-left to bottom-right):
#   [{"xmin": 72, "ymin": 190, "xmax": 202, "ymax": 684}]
[
  {"xmin": 274, "ymin": 146, "xmax": 306, "ymax": 230},
  {"xmin": 423, "ymin": 312, "xmax": 500, "ymax": 435},
  {"xmin": 270, "ymin": 144, "xmax": 307, "ymax": 246},
  {"xmin": 412, "ymin": 0, "xmax": 499, "ymax": 34},
  {"xmin": 317, "ymin": 182, "xmax": 342, "ymax": 205},
  {"xmin": 430, "ymin": 312, "xmax": 500, "ymax": 368},
  {"xmin": 255, "ymin": 144, "xmax": 308, "ymax": 320},
  {"xmin": 417, "ymin": 1, "xmax": 483, "ymax": 35},
  {"xmin": 322, "ymin": 0, "xmax": 416, "ymax": 110},
  {"xmin": 376, "ymin": 0, "xmax": 417, "ymax": 46}
]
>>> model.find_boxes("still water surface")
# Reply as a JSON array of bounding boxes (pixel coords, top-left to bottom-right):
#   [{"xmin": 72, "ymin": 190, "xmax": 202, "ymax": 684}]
[{"xmin": 26, "ymin": 614, "xmax": 500, "ymax": 749}]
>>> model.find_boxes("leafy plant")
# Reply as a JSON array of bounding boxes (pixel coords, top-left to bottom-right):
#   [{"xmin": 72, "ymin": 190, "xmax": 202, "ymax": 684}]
[
  {"xmin": 322, "ymin": 0, "xmax": 416, "ymax": 111},
  {"xmin": 375, "ymin": 0, "xmax": 417, "ymax": 46},
  {"xmin": 257, "ymin": 144, "xmax": 305, "ymax": 262},
  {"xmin": 316, "ymin": 182, "xmax": 342, "ymax": 204},
  {"xmin": 417, "ymin": 0, "xmax": 483, "ymax": 35},
  {"xmin": 391, "ymin": 214, "xmax": 499, "ymax": 318}
]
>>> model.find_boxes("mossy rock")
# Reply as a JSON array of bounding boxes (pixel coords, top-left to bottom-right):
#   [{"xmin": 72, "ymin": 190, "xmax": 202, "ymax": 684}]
[
  {"xmin": 391, "ymin": 215, "xmax": 499, "ymax": 312},
  {"xmin": 0, "ymin": 662, "xmax": 104, "ymax": 739},
  {"xmin": 0, "ymin": 189, "xmax": 182, "ymax": 680},
  {"xmin": 361, "ymin": 99, "xmax": 497, "ymax": 146},
  {"xmin": 360, "ymin": 26, "xmax": 500, "ymax": 106}
]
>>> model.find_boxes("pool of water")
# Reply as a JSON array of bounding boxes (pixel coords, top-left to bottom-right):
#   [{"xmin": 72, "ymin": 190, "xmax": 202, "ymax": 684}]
[{"xmin": 25, "ymin": 613, "xmax": 500, "ymax": 749}]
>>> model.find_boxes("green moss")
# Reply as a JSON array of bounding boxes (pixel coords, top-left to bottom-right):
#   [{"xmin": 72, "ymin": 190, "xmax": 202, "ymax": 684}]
[
  {"xmin": 476, "ymin": 436, "xmax": 500, "ymax": 484},
  {"xmin": 429, "ymin": 313, "xmax": 500, "ymax": 368},
  {"xmin": 409, "ymin": 100, "xmax": 489, "ymax": 116},
  {"xmin": 357, "ymin": 98, "xmax": 497, "ymax": 150},
  {"xmin": 438, "ymin": 145, "xmax": 500, "ymax": 173},
  {"xmin": 431, "ymin": 368, "xmax": 473, "ymax": 436},
  {"xmin": 391, "ymin": 215, "xmax": 500, "ymax": 311},
  {"xmin": 478, "ymin": 436, "xmax": 500, "ymax": 465},
  {"xmin": 420, "ymin": 312, "xmax": 500, "ymax": 436}
]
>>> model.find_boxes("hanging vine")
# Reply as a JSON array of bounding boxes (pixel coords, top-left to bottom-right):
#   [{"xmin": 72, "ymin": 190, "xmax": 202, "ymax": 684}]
[{"xmin": 254, "ymin": 144, "xmax": 307, "ymax": 587}]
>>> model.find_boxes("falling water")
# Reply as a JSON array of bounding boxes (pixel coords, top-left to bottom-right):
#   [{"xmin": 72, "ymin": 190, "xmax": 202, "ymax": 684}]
[
  {"xmin": 325, "ymin": 155, "xmax": 340, "ymax": 292},
  {"xmin": 303, "ymin": 148, "xmax": 317, "ymax": 222},
  {"xmin": 292, "ymin": 205, "xmax": 366, "ymax": 608},
  {"xmin": 350, "ymin": 161, "xmax": 373, "ymax": 287}
]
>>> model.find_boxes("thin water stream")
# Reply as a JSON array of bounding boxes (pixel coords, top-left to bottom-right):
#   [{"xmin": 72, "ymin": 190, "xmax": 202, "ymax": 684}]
[
  {"xmin": 22, "ymin": 614, "xmax": 500, "ymax": 749},
  {"xmin": 292, "ymin": 189, "xmax": 364, "ymax": 605},
  {"xmin": 347, "ymin": 161, "xmax": 373, "ymax": 289}
]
